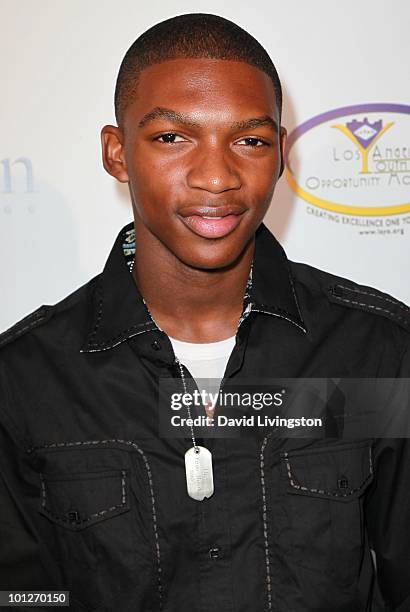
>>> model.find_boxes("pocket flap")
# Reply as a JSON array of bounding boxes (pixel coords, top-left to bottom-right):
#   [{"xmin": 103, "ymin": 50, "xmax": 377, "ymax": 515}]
[
  {"xmin": 281, "ymin": 442, "xmax": 374, "ymax": 502},
  {"xmin": 39, "ymin": 469, "xmax": 130, "ymax": 530}
]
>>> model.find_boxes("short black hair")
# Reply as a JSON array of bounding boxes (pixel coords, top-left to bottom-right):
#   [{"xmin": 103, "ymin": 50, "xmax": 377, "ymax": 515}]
[{"xmin": 114, "ymin": 13, "xmax": 282, "ymax": 126}]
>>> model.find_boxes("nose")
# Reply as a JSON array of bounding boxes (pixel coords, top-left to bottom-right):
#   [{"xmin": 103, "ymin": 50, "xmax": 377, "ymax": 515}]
[{"xmin": 186, "ymin": 144, "xmax": 241, "ymax": 193}]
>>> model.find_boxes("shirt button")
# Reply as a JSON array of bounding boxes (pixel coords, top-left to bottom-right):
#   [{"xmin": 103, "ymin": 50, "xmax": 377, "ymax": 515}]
[
  {"xmin": 209, "ymin": 546, "xmax": 221, "ymax": 560},
  {"xmin": 338, "ymin": 477, "xmax": 349, "ymax": 489},
  {"xmin": 151, "ymin": 340, "xmax": 161, "ymax": 350}
]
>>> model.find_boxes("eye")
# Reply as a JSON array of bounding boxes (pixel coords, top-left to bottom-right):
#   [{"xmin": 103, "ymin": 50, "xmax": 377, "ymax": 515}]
[
  {"xmin": 235, "ymin": 137, "xmax": 268, "ymax": 147},
  {"xmin": 155, "ymin": 133, "xmax": 187, "ymax": 144}
]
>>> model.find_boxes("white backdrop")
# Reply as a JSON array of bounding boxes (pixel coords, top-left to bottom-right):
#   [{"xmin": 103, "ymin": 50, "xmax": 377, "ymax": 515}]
[{"xmin": 1, "ymin": 0, "xmax": 409, "ymax": 332}]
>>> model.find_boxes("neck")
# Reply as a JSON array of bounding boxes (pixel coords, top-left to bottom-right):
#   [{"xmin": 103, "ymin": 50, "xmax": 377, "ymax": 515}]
[{"xmin": 131, "ymin": 220, "xmax": 254, "ymax": 343}]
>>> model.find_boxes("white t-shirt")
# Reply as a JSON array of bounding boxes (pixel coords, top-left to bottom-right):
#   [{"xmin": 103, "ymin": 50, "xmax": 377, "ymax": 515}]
[{"xmin": 168, "ymin": 335, "xmax": 236, "ymax": 386}]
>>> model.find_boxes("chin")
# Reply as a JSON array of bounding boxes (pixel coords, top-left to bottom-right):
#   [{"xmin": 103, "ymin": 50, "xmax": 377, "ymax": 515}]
[{"xmin": 176, "ymin": 242, "xmax": 244, "ymax": 271}]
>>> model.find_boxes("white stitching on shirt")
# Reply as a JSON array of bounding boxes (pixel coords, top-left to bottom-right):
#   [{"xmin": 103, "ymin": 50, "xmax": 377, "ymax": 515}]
[
  {"xmin": 251, "ymin": 307, "xmax": 307, "ymax": 333},
  {"xmin": 335, "ymin": 285, "xmax": 409, "ymax": 312},
  {"xmin": 260, "ymin": 436, "xmax": 272, "ymax": 611},
  {"xmin": 0, "ymin": 310, "xmax": 49, "ymax": 347},
  {"xmin": 280, "ymin": 247, "xmax": 306, "ymax": 328},
  {"xmin": 330, "ymin": 295, "xmax": 408, "ymax": 324},
  {"xmin": 39, "ymin": 470, "xmax": 127, "ymax": 524},
  {"xmin": 30, "ymin": 438, "xmax": 163, "ymax": 610},
  {"xmin": 80, "ymin": 325, "xmax": 155, "ymax": 352}
]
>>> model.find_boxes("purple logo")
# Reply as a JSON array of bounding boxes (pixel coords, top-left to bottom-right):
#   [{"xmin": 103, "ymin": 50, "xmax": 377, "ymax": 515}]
[
  {"xmin": 285, "ymin": 103, "xmax": 410, "ymax": 216},
  {"xmin": 345, "ymin": 118, "xmax": 383, "ymax": 149},
  {"xmin": 331, "ymin": 116, "xmax": 394, "ymax": 173}
]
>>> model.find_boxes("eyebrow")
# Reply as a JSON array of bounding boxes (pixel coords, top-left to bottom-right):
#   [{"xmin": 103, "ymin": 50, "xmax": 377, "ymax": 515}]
[{"xmin": 138, "ymin": 106, "xmax": 278, "ymax": 132}]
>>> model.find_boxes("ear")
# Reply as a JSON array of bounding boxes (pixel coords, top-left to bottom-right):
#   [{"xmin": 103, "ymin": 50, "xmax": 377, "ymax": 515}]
[
  {"xmin": 101, "ymin": 125, "xmax": 129, "ymax": 183},
  {"xmin": 278, "ymin": 126, "xmax": 287, "ymax": 178}
]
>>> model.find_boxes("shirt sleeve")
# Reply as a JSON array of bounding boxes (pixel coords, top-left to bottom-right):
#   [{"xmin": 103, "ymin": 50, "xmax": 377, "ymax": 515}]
[
  {"xmin": 0, "ymin": 366, "xmax": 61, "ymax": 590},
  {"xmin": 365, "ymin": 338, "xmax": 410, "ymax": 610}
]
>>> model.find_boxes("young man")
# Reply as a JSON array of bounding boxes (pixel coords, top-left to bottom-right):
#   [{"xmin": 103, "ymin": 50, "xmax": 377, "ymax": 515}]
[{"xmin": 0, "ymin": 13, "xmax": 409, "ymax": 612}]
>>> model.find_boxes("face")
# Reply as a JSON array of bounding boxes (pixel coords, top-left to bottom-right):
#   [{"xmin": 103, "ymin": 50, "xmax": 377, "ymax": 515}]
[{"xmin": 101, "ymin": 58, "xmax": 286, "ymax": 270}]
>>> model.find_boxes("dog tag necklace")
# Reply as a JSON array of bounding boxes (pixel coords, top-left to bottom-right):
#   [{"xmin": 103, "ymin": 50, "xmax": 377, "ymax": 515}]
[
  {"xmin": 129, "ymin": 259, "xmax": 213, "ymax": 501},
  {"xmin": 175, "ymin": 357, "xmax": 214, "ymax": 501}
]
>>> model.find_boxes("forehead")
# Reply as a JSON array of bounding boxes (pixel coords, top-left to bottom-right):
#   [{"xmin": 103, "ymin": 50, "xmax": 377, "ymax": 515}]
[{"xmin": 124, "ymin": 58, "xmax": 278, "ymax": 127}]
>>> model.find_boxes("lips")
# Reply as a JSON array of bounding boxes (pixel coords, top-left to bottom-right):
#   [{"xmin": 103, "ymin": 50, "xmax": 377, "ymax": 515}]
[{"xmin": 178, "ymin": 205, "xmax": 246, "ymax": 239}]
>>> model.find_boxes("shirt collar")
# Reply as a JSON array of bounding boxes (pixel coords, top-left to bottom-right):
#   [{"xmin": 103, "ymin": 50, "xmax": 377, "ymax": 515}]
[
  {"xmin": 250, "ymin": 222, "xmax": 306, "ymax": 332},
  {"xmin": 80, "ymin": 221, "xmax": 306, "ymax": 353}
]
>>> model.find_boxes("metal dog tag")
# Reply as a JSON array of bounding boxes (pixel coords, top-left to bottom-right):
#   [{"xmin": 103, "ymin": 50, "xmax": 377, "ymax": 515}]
[{"xmin": 185, "ymin": 446, "xmax": 214, "ymax": 501}]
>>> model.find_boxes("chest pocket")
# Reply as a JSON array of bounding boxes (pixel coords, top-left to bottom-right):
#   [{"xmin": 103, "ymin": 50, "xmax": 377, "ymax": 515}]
[
  {"xmin": 280, "ymin": 440, "xmax": 374, "ymax": 587},
  {"xmin": 39, "ymin": 469, "xmax": 130, "ymax": 530},
  {"xmin": 36, "ymin": 446, "xmax": 157, "ymax": 611}
]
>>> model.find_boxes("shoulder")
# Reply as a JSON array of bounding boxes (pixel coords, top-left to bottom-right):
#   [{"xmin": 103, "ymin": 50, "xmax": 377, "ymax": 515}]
[
  {"xmin": 0, "ymin": 275, "xmax": 99, "ymax": 354},
  {"xmin": 289, "ymin": 260, "xmax": 409, "ymax": 334},
  {"xmin": 0, "ymin": 305, "xmax": 53, "ymax": 349}
]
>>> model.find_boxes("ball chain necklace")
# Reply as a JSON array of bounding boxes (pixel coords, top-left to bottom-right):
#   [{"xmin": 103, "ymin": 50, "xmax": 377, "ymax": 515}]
[
  {"xmin": 129, "ymin": 254, "xmax": 253, "ymax": 501},
  {"xmin": 130, "ymin": 258, "xmax": 214, "ymax": 501}
]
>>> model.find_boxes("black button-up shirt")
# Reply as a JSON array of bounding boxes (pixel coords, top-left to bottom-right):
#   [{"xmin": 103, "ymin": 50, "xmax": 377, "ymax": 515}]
[{"xmin": 0, "ymin": 221, "xmax": 409, "ymax": 611}]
